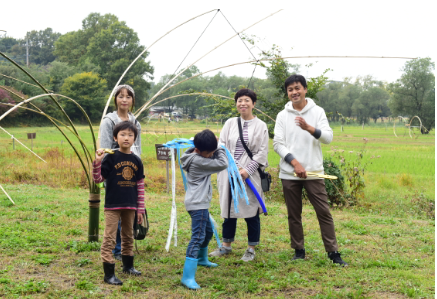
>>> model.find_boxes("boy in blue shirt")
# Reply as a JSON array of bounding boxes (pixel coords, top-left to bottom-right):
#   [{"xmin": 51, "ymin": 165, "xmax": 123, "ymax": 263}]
[{"xmin": 180, "ymin": 129, "xmax": 228, "ymax": 290}]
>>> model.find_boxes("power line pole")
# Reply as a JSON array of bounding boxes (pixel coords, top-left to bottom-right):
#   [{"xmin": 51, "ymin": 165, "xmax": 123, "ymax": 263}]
[{"xmin": 26, "ymin": 39, "xmax": 29, "ymax": 67}]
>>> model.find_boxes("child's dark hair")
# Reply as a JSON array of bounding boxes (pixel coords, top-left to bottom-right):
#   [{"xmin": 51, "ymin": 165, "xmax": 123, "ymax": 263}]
[
  {"xmin": 234, "ymin": 88, "xmax": 257, "ymax": 103},
  {"xmin": 113, "ymin": 121, "xmax": 138, "ymax": 140},
  {"xmin": 284, "ymin": 74, "xmax": 307, "ymax": 90},
  {"xmin": 114, "ymin": 86, "xmax": 135, "ymax": 112},
  {"xmin": 194, "ymin": 129, "xmax": 217, "ymax": 152}
]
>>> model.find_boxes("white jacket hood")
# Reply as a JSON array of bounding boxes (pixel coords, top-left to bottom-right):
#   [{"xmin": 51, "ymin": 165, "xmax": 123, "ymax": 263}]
[
  {"xmin": 273, "ymin": 98, "xmax": 333, "ymax": 180},
  {"xmin": 284, "ymin": 98, "xmax": 317, "ymax": 114}
]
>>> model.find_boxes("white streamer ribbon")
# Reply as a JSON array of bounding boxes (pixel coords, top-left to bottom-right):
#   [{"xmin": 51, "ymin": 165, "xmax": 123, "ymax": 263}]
[{"xmin": 165, "ymin": 148, "xmax": 178, "ymax": 251}]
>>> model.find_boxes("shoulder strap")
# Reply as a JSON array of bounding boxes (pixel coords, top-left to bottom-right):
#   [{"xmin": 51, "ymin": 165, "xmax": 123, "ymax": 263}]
[
  {"xmin": 237, "ymin": 117, "xmax": 253, "ymax": 159},
  {"xmin": 237, "ymin": 118, "xmax": 265, "ymax": 178}
]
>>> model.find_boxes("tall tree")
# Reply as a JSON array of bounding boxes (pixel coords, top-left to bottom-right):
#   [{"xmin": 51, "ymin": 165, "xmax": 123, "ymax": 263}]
[
  {"xmin": 54, "ymin": 13, "xmax": 153, "ymax": 90},
  {"xmin": 388, "ymin": 57, "xmax": 435, "ymax": 132},
  {"xmin": 25, "ymin": 28, "xmax": 61, "ymax": 65},
  {"xmin": 60, "ymin": 72, "xmax": 107, "ymax": 122}
]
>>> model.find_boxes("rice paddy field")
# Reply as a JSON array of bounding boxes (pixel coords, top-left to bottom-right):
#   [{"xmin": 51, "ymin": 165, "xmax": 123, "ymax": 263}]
[{"xmin": 0, "ymin": 120, "xmax": 435, "ymax": 298}]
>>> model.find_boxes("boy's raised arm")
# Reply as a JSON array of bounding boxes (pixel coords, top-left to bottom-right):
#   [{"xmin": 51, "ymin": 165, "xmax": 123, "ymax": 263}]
[{"xmin": 195, "ymin": 147, "xmax": 228, "ymax": 174}]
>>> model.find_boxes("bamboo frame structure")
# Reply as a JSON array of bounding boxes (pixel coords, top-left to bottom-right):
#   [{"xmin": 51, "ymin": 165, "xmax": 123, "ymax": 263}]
[{"xmin": 134, "ymin": 9, "xmax": 283, "ymax": 118}]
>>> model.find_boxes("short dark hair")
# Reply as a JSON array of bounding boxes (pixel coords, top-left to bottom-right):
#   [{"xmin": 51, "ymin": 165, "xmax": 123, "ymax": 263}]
[
  {"xmin": 193, "ymin": 129, "xmax": 217, "ymax": 152},
  {"xmin": 234, "ymin": 88, "xmax": 257, "ymax": 103},
  {"xmin": 113, "ymin": 121, "xmax": 138, "ymax": 140},
  {"xmin": 284, "ymin": 74, "xmax": 307, "ymax": 90},
  {"xmin": 114, "ymin": 87, "xmax": 135, "ymax": 111}
]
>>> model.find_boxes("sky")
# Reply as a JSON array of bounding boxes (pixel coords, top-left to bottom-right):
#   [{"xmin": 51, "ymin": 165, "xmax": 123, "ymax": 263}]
[{"xmin": 1, "ymin": 0, "xmax": 435, "ymax": 85}]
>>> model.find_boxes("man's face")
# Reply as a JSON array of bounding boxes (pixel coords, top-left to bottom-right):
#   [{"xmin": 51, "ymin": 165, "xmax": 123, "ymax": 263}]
[
  {"xmin": 114, "ymin": 129, "xmax": 135, "ymax": 149},
  {"xmin": 286, "ymin": 82, "xmax": 307, "ymax": 106}
]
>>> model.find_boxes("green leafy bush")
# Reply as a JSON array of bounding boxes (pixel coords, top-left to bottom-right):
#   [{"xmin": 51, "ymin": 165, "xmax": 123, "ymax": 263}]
[{"xmin": 322, "ymin": 158, "xmax": 346, "ymax": 206}]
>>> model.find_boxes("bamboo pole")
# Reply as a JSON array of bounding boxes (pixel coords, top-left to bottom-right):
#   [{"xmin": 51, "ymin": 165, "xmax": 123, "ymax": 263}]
[
  {"xmin": 0, "ymin": 73, "xmax": 53, "ymax": 91},
  {"xmin": 0, "ymin": 126, "xmax": 46, "ymax": 163},
  {"xmin": 0, "ymin": 185, "xmax": 15, "ymax": 205}
]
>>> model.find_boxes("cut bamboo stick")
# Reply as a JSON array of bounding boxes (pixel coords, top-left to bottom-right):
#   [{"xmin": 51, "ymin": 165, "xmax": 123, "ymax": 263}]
[{"xmin": 294, "ymin": 172, "xmax": 338, "ymax": 180}]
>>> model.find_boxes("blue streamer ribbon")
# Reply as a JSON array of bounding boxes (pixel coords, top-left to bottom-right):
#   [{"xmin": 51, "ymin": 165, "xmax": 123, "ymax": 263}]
[
  {"xmin": 245, "ymin": 178, "xmax": 268, "ymax": 215},
  {"xmin": 221, "ymin": 145, "xmax": 250, "ymax": 214},
  {"xmin": 209, "ymin": 214, "xmax": 221, "ymax": 248}
]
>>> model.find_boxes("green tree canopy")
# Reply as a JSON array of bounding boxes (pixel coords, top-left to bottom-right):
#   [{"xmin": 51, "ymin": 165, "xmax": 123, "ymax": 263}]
[
  {"xmin": 60, "ymin": 72, "xmax": 107, "ymax": 122},
  {"xmin": 54, "ymin": 13, "xmax": 154, "ymax": 90},
  {"xmin": 388, "ymin": 57, "xmax": 435, "ymax": 132}
]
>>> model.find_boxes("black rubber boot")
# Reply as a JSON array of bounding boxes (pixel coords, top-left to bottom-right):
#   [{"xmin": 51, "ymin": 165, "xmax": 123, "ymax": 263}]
[
  {"xmin": 122, "ymin": 255, "xmax": 141, "ymax": 276},
  {"xmin": 328, "ymin": 251, "xmax": 348, "ymax": 267},
  {"xmin": 103, "ymin": 263, "xmax": 123, "ymax": 285},
  {"xmin": 292, "ymin": 248, "xmax": 305, "ymax": 260}
]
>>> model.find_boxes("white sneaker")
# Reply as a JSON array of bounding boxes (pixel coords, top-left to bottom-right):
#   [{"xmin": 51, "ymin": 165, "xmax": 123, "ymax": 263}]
[
  {"xmin": 241, "ymin": 248, "xmax": 255, "ymax": 262},
  {"xmin": 209, "ymin": 247, "xmax": 232, "ymax": 257}
]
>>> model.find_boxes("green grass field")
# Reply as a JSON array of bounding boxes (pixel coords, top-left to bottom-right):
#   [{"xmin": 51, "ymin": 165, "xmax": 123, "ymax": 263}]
[{"xmin": 0, "ymin": 122, "xmax": 435, "ymax": 298}]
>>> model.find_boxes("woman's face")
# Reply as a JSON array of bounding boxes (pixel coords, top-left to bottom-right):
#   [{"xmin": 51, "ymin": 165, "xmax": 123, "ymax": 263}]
[
  {"xmin": 236, "ymin": 95, "xmax": 255, "ymax": 116},
  {"xmin": 116, "ymin": 89, "xmax": 133, "ymax": 112}
]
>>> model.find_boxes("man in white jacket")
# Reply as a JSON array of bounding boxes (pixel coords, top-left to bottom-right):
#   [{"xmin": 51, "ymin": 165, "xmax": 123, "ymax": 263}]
[{"xmin": 273, "ymin": 74, "xmax": 347, "ymax": 266}]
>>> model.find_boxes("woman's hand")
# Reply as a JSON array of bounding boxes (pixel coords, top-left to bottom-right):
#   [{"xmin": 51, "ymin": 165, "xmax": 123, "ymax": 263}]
[
  {"xmin": 95, "ymin": 149, "xmax": 105, "ymax": 162},
  {"xmin": 137, "ymin": 213, "xmax": 143, "ymax": 224},
  {"xmin": 239, "ymin": 168, "xmax": 249, "ymax": 180}
]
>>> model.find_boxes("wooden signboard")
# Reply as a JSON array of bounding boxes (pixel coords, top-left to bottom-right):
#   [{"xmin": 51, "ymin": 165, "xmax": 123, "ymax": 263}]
[
  {"xmin": 155, "ymin": 144, "xmax": 175, "ymax": 161},
  {"xmin": 155, "ymin": 144, "xmax": 176, "ymax": 193},
  {"xmin": 27, "ymin": 133, "xmax": 36, "ymax": 150}
]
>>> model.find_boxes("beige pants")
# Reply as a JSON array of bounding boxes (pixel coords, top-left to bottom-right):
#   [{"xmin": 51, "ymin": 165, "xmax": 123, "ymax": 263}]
[
  {"xmin": 101, "ymin": 209, "xmax": 135, "ymax": 263},
  {"xmin": 281, "ymin": 179, "xmax": 339, "ymax": 252}
]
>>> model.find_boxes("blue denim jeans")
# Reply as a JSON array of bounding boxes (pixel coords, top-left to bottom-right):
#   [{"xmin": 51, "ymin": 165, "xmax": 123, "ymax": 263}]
[
  {"xmin": 186, "ymin": 209, "xmax": 213, "ymax": 259},
  {"xmin": 112, "ymin": 220, "xmax": 122, "ymax": 255}
]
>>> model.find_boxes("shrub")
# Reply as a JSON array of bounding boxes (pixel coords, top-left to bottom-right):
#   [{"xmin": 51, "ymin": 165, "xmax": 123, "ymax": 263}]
[
  {"xmin": 410, "ymin": 191, "xmax": 434, "ymax": 219},
  {"xmin": 398, "ymin": 173, "xmax": 414, "ymax": 187},
  {"xmin": 322, "ymin": 158, "xmax": 347, "ymax": 207}
]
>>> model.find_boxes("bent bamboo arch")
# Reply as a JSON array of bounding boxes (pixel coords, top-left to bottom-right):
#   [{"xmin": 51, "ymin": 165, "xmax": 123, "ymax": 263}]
[{"xmin": 408, "ymin": 116, "xmax": 428, "ymax": 138}]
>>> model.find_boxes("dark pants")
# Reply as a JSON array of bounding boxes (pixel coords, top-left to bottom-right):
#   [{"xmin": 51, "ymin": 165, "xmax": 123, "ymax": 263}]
[
  {"xmin": 222, "ymin": 210, "xmax": 260, "ymax": 246},
  {"xmin": 112, "ymin": 220, "xmax": 122, "ymax": 255},
  {"xmin": 281, "ymin": 179, "xmax": 338, "ymax": 252},
  {"xmin": 186, "ymin": 209, "xmax": 213, "ymax": 259}
]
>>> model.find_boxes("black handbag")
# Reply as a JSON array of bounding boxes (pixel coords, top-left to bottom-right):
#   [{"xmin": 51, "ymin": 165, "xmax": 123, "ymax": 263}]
[
  {"xmin": 237, "ymin": 118, "xmax": 271, "ymax": 192},
  {"xmin": 133, "ymin": 209, "xmax": 149, "ymax": 240}
]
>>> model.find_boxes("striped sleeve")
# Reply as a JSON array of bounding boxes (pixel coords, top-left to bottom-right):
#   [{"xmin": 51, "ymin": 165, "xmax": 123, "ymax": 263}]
[
  {"xmin": 92, "ymin": 160, "xmax": 105, "ymax": 183},
  {"xmin": 136, "ymin": 178, "xmax": 145, "ymax": 214},
  {"xmin": 245, "ymin": 160, "xmax": 259, "ymax": 176}
]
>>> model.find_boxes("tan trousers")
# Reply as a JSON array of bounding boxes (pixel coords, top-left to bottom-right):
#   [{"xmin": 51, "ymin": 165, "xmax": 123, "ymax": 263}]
[
  {"xmin": 101, "ymin": 209, "xmax": 135, "ymax": 263},
  {"xmin": 281, "ymin": 179, "xmax": 338, "ymax": 252}
]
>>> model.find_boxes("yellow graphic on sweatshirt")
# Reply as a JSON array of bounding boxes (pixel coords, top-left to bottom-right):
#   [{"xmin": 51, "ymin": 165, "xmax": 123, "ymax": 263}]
[{"xmin": 122, "ymin": 167, "xmax": 134, "ymax": 180}]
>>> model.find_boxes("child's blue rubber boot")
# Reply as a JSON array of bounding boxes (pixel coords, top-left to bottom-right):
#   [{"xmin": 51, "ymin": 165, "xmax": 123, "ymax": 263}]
[
  {"xmin": 197, "ymin": 247, "xmax": 218, "ymax": 267},
  {"xmin": 181, "ymin": 257, "xmax": 200, "ymax": 290}
]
